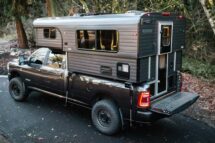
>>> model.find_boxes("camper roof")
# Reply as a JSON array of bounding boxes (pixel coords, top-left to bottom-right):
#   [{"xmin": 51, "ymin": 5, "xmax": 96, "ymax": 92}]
[{"xmin": 33, "ymin": 12, "xmax": 145, "ymax": 27}]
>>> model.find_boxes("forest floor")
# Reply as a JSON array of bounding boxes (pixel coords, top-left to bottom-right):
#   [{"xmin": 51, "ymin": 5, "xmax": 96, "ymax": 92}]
[
  {"xmin": 182, "ymin": 73, "xmax": 215, "ymax": 128},
  {"xmin": 0, "ymin": 131, "xmax": 10, "ymax": 143}
]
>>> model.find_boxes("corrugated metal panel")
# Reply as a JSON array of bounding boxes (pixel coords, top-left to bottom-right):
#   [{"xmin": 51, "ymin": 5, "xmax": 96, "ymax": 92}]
[
  {"xmin": 176, "ymin": 50, "xmax": 182, "ymax": 70},
  {"xmin": 138, "ymin": 57, "xmax": 149, "ymax": 82},
  {"xmin": 168, "ymin": 52, "xmax": 174, "ymax": 75},
  {"xmin": 150, "ymin": 56, "xmax": 156, "ymax": 80},
  {"xmin": 36, "ymin": 28, "xmax": 62, "ymax": 49},
  {"xmin": 173, "ymin": 20, "xmax": 186, "ymax": 51},
  {"xmin": 137, "ymin": 55, "xmax": 156, "ymax": 83},
  {"xmin": 67, "ymin": 52, "xmax": 137, "ymax": 82},
  {"xmin": 58, "ymin": 26, "xmax": 138, "ymax": 58},
  {"xmin": 138, "ymin": 15, "xmax": 186, "ymax": 57},
  {"xmin": 138, "ymin": 17, "xmax": 157, "ymax": 57}
]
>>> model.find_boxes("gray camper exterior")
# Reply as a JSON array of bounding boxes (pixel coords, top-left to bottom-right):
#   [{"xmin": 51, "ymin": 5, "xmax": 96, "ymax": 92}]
[
  {"xmin": 7, "ymin": 11, "xmax": 199, "ymax": 135},
  {"xmin": 33, "ymin": 12, "xmax": 185, "ymax": 97}
]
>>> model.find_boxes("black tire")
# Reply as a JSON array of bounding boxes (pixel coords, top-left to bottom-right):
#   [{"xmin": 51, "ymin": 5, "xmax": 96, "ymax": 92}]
[
  {"xmin": 91, "ymin": 99, "xmax": 122, "ymax": 135},
  {"xmin": 9, "ymin": 77, "xmax": 29, "ymax": 101}
]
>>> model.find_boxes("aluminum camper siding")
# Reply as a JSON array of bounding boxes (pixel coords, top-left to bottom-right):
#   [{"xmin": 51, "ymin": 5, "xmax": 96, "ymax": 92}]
[
  {"xmin": 35, "ymin": 28, "xmax": 63, "ymax": 50},
  {"xmin": 65, "ymin": 24, "xmax": 139, "ymax": 82},
  {"xmin": 33, "ymin": 15, "xmax": 142, "ymax": 82}
]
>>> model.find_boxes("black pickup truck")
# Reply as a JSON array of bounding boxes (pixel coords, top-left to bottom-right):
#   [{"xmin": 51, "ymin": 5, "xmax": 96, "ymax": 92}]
[
  {"xmin": 7, "ymin": 12, "xmax": 199, "ymax": 135},
  {"xmin": 7, "ymin": 48, "xmax": 198, "ymax": 135}
]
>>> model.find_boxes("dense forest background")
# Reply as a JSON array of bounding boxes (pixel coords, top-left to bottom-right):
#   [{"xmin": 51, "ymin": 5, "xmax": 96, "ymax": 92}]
[{"xmin": 0, "ymin": 0, "xmax": 215, "ymax": 79}]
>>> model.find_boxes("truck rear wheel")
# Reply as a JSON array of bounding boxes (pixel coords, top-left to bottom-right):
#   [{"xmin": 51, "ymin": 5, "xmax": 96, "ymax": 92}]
[
  {"xmin": 91, "ymin": 99, "xmax": 121, "ymax": 135},
  {"xmin": 9, "ymin": 77, "xmax": 28, "ymax": 102}
]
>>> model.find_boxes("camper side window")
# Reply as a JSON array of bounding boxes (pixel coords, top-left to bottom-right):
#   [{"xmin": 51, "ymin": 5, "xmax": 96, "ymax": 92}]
[
  {"xmin": 77, "ymin": 30, "xmax": 96, "ymax": 49},
  {"xmin": 76, "ymin": 30, "xmax": 119, "ymax": 52},
  {"xmin": 44, "ymin": 28, "xmax": 56, "ymax": 39}
]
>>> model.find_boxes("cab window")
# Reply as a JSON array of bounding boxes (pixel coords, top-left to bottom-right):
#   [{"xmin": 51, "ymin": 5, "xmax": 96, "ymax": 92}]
[
  {"xmin": 46, "ymin": 52, "xmax": 66, "ymax": 69},
  {"xmin": 29, "ymin": 48, "xmax": 49, "ymax": 65}
]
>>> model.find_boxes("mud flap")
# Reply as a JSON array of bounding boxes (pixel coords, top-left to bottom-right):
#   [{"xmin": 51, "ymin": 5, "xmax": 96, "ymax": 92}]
[{"xmin": 150, "ymin": 92, "xmax": 199, "ymax": 116}]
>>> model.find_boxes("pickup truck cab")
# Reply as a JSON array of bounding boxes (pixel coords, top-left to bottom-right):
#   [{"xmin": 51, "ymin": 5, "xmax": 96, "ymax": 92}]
[{"xmin": 8, "ymin": 11, "xmax": 199, "ymax": 135}]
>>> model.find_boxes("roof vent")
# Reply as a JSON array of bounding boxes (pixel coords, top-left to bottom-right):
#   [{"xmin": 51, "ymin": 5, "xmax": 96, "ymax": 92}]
[{"xmin": 126, "ymin": 10, "xmax": 144, "ymax": 15}]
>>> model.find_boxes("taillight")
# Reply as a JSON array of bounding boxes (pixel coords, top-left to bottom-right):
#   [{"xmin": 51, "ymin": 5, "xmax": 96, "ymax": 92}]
[
  {"xmin": 137, "ymin": 91, "xmax": 150, "ymax": 108},
  {"xmin": 162, "ymin": 12, "xmax": 171, "ymax": 16}
]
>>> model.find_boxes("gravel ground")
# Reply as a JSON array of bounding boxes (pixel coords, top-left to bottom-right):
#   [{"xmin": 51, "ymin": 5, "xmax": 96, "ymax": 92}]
[
  {"xmin": 0, "ymin": 132, "xmax": 10, "ymax": 143},
  {"xmin": 0, "ymin": 53, "xmax": 16, "ymax": 75}
]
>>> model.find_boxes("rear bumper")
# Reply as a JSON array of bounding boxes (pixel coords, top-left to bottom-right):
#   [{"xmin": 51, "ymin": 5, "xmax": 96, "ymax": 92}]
[
  {"xmin": 134, "ymin": 92, "xmax": 199, "ymax": 123},
  {"xmin": 135, "ymin": 111, "xmax": 166, "ymax": 123}
]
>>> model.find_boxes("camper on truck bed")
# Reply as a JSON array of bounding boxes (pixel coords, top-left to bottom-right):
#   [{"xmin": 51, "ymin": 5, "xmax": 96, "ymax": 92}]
[{"xmin": 7, "ymin": 11, "xmax": 199, "ymax": 135}]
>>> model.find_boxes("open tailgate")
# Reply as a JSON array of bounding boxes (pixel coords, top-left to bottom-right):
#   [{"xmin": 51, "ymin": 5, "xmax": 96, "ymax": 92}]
[{"xmin": 150, "ymin": 92, "xmax": 199, "ymax": 116}]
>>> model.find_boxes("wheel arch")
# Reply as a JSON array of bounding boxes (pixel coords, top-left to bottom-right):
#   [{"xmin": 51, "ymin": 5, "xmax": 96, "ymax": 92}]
[
  {"xmin": 9, "ymin": 70, "xmax": 21, "ymax": 80},
  {"xmin": 91, "ymin": 92, "xmax": 120, "ymax": 107}
]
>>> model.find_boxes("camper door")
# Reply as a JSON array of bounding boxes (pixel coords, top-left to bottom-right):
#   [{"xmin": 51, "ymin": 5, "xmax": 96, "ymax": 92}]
[{"xmin": 156, "ymin": 21, "xmax": 173, "ymax": 96}]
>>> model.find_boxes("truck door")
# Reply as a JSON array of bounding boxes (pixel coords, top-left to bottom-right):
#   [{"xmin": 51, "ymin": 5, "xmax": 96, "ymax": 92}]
[
  {"xmin": 22, "ymin": 48, "xmax": 50, "ymax": 88},
  {"xmin": 156, "ymin": 21, "xmax": 173, "ymax": 96},
  {"xmin": 38, "ymin": 51, "xmax": 66, "ymax": 95}
]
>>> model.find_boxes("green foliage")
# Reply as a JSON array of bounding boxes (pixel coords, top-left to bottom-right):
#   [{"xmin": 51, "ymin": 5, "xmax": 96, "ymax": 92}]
[
  {"xmin": 137, "ymin": 0, "xmax": 185, "ymax": 12},
  {"xmin": 0, "ymin": 0, "xmax": 28, "ymax": 19},
  {"xmin": 182, "ymin": 56, "xmax": 215, "ymax": 79}
]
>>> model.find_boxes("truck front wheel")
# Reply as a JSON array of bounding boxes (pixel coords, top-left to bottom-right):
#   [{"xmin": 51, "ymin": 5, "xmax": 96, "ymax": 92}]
[
  {"xmin": 9, "ymin": 77, "xmax": 29, "ymax": 101},
  {"xmin": 91, "ymin": 99, "xmax": 121, "ymax": 135}
]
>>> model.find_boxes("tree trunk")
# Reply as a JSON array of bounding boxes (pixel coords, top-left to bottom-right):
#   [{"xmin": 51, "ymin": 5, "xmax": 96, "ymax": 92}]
[
  {"xmin": 15, "ymin": 17, "xmax": 28, "ymax": 49},
  {"xmin": 46, "ymin": 0, "xmax": 56, "ymax": 16}
]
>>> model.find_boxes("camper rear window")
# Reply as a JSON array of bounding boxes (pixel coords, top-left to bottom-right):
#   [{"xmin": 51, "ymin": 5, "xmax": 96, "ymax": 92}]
[
  {"xmin": 76, "ymin": 30, "xmax": 119, "ymax": 52},
  {"xmin": 44, "ymin": 28, "xmax": 56, "ymax": 39},
  {"xmin": 160, "ymin": 25, "xmax": 172, "ymax": 53}
]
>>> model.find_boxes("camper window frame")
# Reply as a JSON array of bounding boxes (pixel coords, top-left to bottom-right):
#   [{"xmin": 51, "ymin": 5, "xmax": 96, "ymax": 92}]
[
  {"xmin": 43, "ymin": 28, "xmax": 57, "ymax": 39},
  {"xmin": 76, "ymin": 30, "xmax": 119, "ymax": 53},
  {"xmin": 157, "ymin": 21, "xmax": 173, "ymax": 55}
]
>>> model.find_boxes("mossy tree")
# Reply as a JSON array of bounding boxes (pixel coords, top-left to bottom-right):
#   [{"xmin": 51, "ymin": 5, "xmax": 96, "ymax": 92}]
[{"xmin": 0, "ymin": 0, "xmax": 29, "ymax": 48}]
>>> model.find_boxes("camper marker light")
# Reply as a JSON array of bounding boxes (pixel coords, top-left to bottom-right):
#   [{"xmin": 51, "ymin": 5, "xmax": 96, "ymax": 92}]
[
  {"xmin": 162, "ymin": 12, "xmax": 171, "ymax": 16},
  {"xmin": 122, "ymin": 64, "xmax": 129, "ymax": 73},
  {"xmin": 137, "ymin": 91, "xmax": 150, "ymax": 108},
  {"xmin": 178, "ymin": 15, "xmax": 184, "ymax": 19},
  {"xmin": 117, "ymin": 63, "xmax": 130, "ymax": 79}
]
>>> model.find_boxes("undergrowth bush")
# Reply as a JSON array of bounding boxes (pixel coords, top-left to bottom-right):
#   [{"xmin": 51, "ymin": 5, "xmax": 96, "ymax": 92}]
[{"xmin": 182, "ymin": 56, "xmax": 215, "ymax": 80}]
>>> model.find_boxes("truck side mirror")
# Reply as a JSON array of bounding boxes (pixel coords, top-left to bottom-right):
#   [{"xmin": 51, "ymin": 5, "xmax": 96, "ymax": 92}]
[
  {"xmin": 18, "ymin": 55, "xmax": 28, "ymax": 65},
  {"xmin": 28, "ymin": 57, "xmax": 42, "ymax": 68}
]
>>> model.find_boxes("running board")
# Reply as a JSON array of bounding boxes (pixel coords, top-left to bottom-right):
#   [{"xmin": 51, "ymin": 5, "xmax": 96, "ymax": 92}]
[{"xmin": 28, "ymin": 86, "xmax": 90, "ymax": 107}]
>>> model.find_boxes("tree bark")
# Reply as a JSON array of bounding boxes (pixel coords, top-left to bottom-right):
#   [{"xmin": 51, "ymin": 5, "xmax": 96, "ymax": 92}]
[
  {"xmin": 15, "ymin": 17, "xmax": 28, "ymax": 48},
  {"xmin": 46, "ymin": 0, "xmax": 56, "ymax": 16}
]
